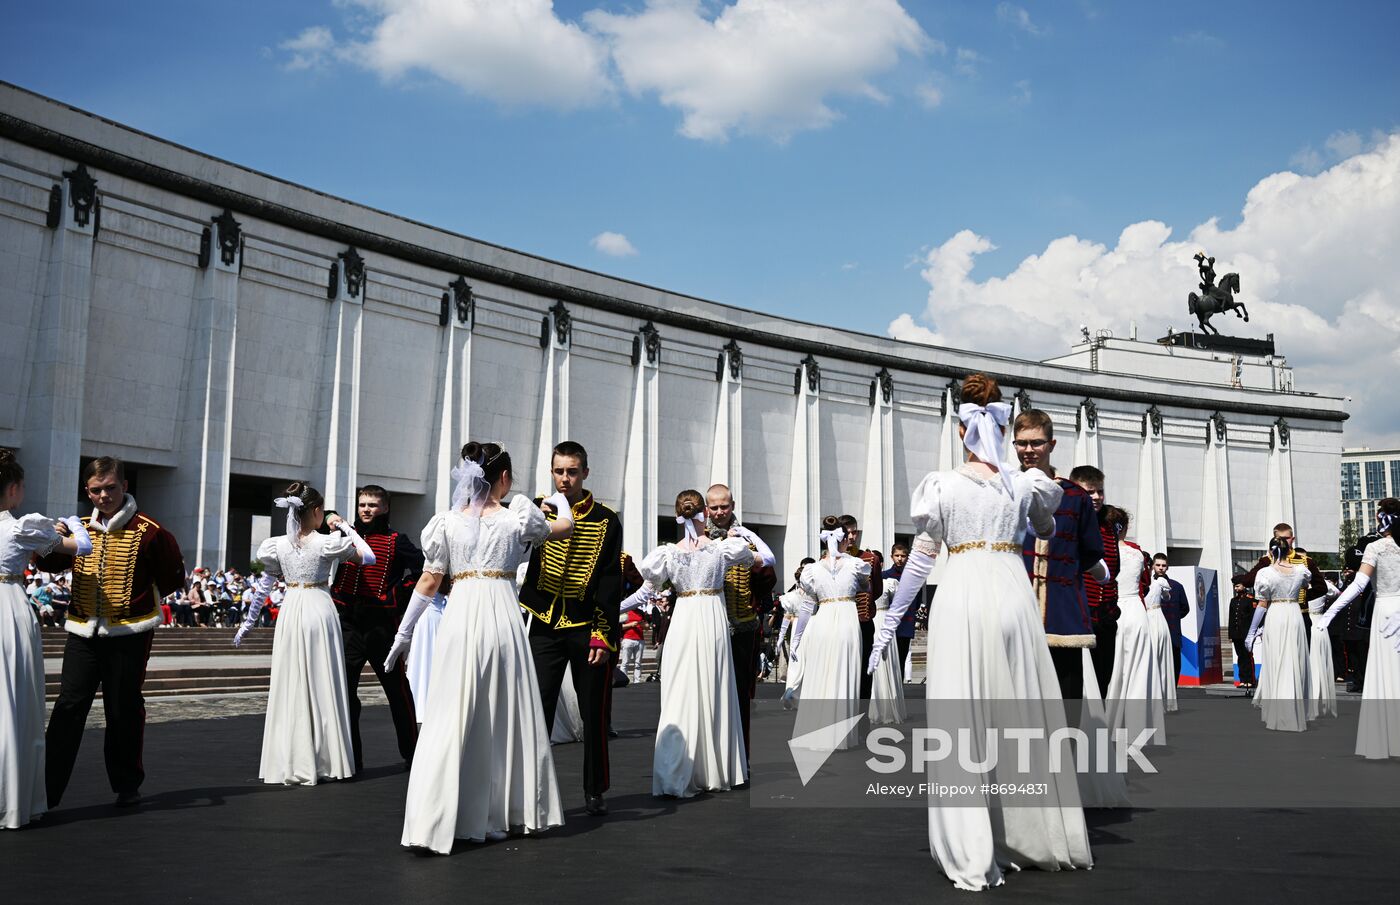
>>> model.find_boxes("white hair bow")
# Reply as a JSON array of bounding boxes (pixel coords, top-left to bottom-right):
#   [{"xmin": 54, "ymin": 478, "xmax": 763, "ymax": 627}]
[
  {"xmin": 819, "ymin": 527, "xmax": 845, "ymax": 572},
  {"xmin": 958, "ymin": 401, "xmax": 1015, "ymax": 497},
  {"xmin": 273, "ymin": 496, "xmax": 304, "ymax": 548},
  {"xmin": 677, "ymin": 514, "xmax": 700, "ymax": 544}
]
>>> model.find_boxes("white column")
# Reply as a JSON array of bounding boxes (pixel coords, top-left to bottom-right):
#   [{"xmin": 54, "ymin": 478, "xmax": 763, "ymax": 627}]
[
  {"xmin": 622, "ymin": 324, "xmax": 660, "ymax": 556},
  {"xmin": 433, "ymin": 279, "xmax": 474, "ymax": 511},
  {"xmin": 1134, "ymin": 407, "xmax": 1168, "ymax": 554},
  {"xmin": 1265, "ymin": 419, "xmax": 1296, "ymax": 532},
  {"xmin": 782, "ymin": 357, "xmax": 822, "ymax": 574},
  {"xmin": 1073, "ymin": 399, "xmax": 1101, "ymax": 469},
  {"xmin": 938, "ymin": 382, "xmax": 963, "ymax": 471},
  {"xmin": 533, "ymin": 303, "xmax": 572, "ymax": 497},
  {"xmin": 315, "ymin": 248, "xmax": 365, "ymax": 517},
  {"xmin": 1199, "ymin": 412, "xmax": 1235, "ymax": 577},
  {"xmin": 709, "ymin": 341, "xmax": 743, "ymax": 519},
  {"xmin": 860, "ymin": 370, "xmax": 895, "ymax": 556},
  {"xmin": 145, "ymin": 211, "xmax": 242, "ymax": 569},
  {"xmin": 22, "ymin": 165, "xmax": 98, "ymax": 518}
]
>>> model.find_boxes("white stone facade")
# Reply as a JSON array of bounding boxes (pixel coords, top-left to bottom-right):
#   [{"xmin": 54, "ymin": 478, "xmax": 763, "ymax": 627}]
[{"xmin": 0, "ymin": 84, "xmax": 1347, "ymax": 575}]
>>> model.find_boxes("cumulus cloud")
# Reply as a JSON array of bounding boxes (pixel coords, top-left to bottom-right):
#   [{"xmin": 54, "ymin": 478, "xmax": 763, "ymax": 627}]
[
  {"xmin": 954, "ymin": 47, "xmax": 985, "ymax": 77},
  {"xmin": 889, "ymin": 134, "xmax": 1400, "ymax": 445},
  {"xmin": 916, "ymin": 82, "xmax": 944, "ymax": 109},
  {"xmin": 592, "ymin": 231, "xmax": 639, "ymax": 257},
  {"xmin": 280, "ymin": 26, "xmax": 336, "ymax": 71},
  {"xmin": 996, "ymin": 3, "xmax": 1045, "ymax": 36},
  {"xmin": 332, "ymin": 0, "xmax": 612, "ymax": 108},
  {"xmin": 586, "ymin": 0, "xmax": 932, "ymax": 142}
]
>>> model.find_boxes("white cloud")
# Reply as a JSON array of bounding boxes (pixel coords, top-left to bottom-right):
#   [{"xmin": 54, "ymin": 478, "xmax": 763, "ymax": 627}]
[
  {"xmin": 996, "ymin": 3, "xmax": 1045, "ymax": 36},
  {"xmin": 592, "ymin": 231, "xmax": 639, "ymax": 257},
  {"xmin": 889, "ymin": 134, "xmax": 1400, "ymax": 445},
  {"xmin": 335, "ymin": 0, "xmax": 612, "ymax": 108},
  {"xmin": 916, "ymin": 82, "xmax": 943, "ymax": 109},
  {"xmin": 1012, "ymin": 79, "xmax": 1032, "ymax": 104},
  {"xmin": 1291, "ymin": 128, "xmax": 1387, "ymax": 174},
  {"xmin": 841, "ymin": 261, "xmax": 859, "ymax": 271},
  {"xmin": 954, "ymin": 47, "xmax": 984, "ymax": 77},
  {"xmin": 586, "ymin": 0, "xmax": 932, "ymax": 142},
  {"xmin": 280, "ymin": 26, "xmax": 336, "ymax": 71}
]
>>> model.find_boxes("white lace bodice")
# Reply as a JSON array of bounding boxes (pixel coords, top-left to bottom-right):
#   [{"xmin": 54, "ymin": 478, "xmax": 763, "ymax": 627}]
[
  {"xmin": 257, "ymin": 531, "xmax": 356, "ymax": 584},
  {"xmin": 420, "ymin": 494, "xmax": 551, "ymax": 575},
  {"xmin": 908, "ymin": 465, "xmax": 1063, "ymax": 553},
  {"xmin": 637, "ymin": 537, "xmax": 753, "ymax": 594},
  {"xmin": 1254, "ymin": 564, "xmax": 1309, "ymax": 605},
  {"xmin": 798, "ymin": 554, "xmax": 871, "ymax": 604},
  {"xmin": 0, "ymin": 510, "xmax": 61, "ymax": 576},
  {"xmin": 1362, "ymin": 536, "xmax": 1400, "ymax": 597},
  {"xmin": 1116, "ymin": 543, "xmax": 1147, "ymax": 604}
]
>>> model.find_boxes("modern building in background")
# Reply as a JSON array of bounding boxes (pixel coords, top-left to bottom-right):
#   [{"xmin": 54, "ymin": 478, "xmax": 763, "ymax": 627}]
[
  {"xmin": 1341, "ymin": 447, "xmax": 1400, "ymax": 536},
  {"xmin": 0, "ymin": 83, "xmax": 1347, "ymax": 581}
]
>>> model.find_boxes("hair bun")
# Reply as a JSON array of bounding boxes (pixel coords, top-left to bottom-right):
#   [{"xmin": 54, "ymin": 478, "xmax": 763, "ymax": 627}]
[
  {"xmin": 0, "ymin": 449, "xmax": 14, "ymax": 465},
  {"xmin": 820, "ymin": 514, "xmax": 841, "ymax": 532},
  {"xmin": 961, "ymin": 372, "xmax": 1002, "ymax": 407}
]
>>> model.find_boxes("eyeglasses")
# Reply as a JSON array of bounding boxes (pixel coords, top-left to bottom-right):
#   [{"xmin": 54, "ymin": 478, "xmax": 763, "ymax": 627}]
[{"xmin": 1012, "ymin": 439, "xmax": 1050, "ymax": 450}]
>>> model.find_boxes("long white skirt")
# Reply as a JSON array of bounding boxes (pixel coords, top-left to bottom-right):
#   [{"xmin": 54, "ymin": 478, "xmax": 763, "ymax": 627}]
[
  {"xmin": 0, "ymin": 584, "xmax": 45, "ymax": 828},
  {"xmin": 260, "ymin": 587, "xmax": 355, "ymax": 785},
  {"xmin": 653, "ymin": 593, "xmax": 746, "ymax": 796},
  {"xmin": 792, "ymin": 600, "xmax": 862, "ymax": 751},
  {"xmin": 1146, "ymin": 607, "xmax": 1178, "ymax": 713},
  {"xmin": 406, "ymin": 595, "xmax": 446, "ymax": 717},
  {"xmin": 1357, "ymin": 594, "xmax": 1400, "ymax": 759},
  {"xmin": 1307, "ymin": 620, "xmax": 1338, "ymax": 719},
  {"xmin": 552, "ymin": 663, "xmax": 585, "ymax": 745},
  {"xmin": 402, "ymin": 577, "xmax": 562, "ymax": 851},
  {"xmin": 1077, "ymin": 649, "xmax": 1129, "ymax": 808},
  {"xmin": 923, "ymin": 549, "xmax": 1091, "ymax": 892},
  {"xmin": 868, "ymin": 625, "xmax": 906, "ymax": 725},
  {"xmin": 1253, "ymin": 601, "xmax": 1310, "ymax": 732},
  {"xmin": 1106, "ymin": 600, "xmax": 1168, "ymax": 746}
]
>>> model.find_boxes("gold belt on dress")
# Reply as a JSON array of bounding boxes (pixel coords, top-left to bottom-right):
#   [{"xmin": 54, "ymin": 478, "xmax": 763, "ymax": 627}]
[
  {"xmin": 1144, "ymin": 603, "xmax": 1161, "ymax": 611},
  {"xmin": 946, "ymin": 541, "xmax": 1021, "ymax": 554},
  {"xmin": 452, "ymin": 570, "xmax": 516, "ymax": 580},
  {"xmin": 284, "ymin": 581, "xmax": 328, "ymax": 589},
  {"xmin": 676, "ymin": 588, "xmax": 724, "ymax": 597},
  {"xmin": 819, "ymin": 596, "xmax": 857, "ymax": 605}
]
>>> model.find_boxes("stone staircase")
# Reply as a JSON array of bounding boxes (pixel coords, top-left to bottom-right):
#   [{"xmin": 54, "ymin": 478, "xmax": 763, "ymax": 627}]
[{"xmin": 42, "ymin": 627, "xmax": 275, "ymax": 701}]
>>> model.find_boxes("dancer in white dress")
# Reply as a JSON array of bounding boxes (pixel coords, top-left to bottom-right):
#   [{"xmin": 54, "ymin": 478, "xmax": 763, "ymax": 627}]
[
  {"xmin": 1306, "ymin": 584, "xmax": 1340, "ymax": 719},
  {"xmin": 638, "ymin": 490, "xmax": 754, "ymax": 797},
  {"xmin": 1316, "ymin": 501, "xmax": 1400, "ymax": 758},
  {"xmin": 868, "ymin": 577, "xmax": 907, "ymax": 725},
  {"xmin": 387, "ymin": 442, "xmax": 572, "ymax": 852},
  {"xmin": 405, "ymin": 585, "xmax": 447, "ymax": 721},
  {"xmin": 0, "ymin": 451, "xmax": 91, "ymax": 828},
  {"xmin": 234, "ymin": 482, "xmax": 375, "ymax": 785},
  {"xmin": 791, "ymin": 517, "xmax": 870, "ymax": 752},
  {"xmin": 872, "ymin": 373, "xmax": 1091, "ymax": 891},
  {"xmin": 775, "ymin": 560, "xmax": 814, "ymax": 708},
  {"xmin": 1102, "ymin": 508, "xmax": 1168, "ymax": 747},
  {"xmin": 1245, "ymin": 537, "xmax": 1312, "ymax": 732}
]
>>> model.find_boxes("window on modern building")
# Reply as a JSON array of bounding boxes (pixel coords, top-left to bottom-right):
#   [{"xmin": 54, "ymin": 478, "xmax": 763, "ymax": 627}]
[
  {"xmin": 1365, "ymin": 461, "xmax": 1386, "ymax": 499},
  {"xmin": 1391, "ymin": 460, "xmax": 1400, "ymax": 499},
  {"xmin": 1342, "ymin": 462, "xmax": 1361, "ymax": 501}
]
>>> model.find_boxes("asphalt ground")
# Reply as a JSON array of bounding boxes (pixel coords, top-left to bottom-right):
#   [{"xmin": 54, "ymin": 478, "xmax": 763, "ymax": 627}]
[{"xmin": 3, "ymin": 684, "xmax": 1391, "ymax": 905}]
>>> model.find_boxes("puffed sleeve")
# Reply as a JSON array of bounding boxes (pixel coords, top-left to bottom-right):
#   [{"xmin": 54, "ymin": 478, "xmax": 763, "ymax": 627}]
[
  {"xmin": 321, "ymin": 532, "xmax": 356, "ymax": 564},
  {"xmin": 420, "ymin": 513, "xmax": 450, "ymax": 575},
  {"xmin": 716, "ymin": 536, "xmax": 755, "ymax": 569},
  {"xmin": 779, "ymin": 589, "xmax": 805, "ymax": 616},
  {"xmin": 637, "ymin": 546, "xmax": 672, "ymax": 588},
  {"xmin": 908, "ymin": 472, "xmax": 944, "ymax": 555},
  {"xmin": 1253, "ymin": 569, "xmax": 1276, "ymax": 604},
  {"xmin": 508, "ymin": 494, "xmax": 550, "ymax": 547},
  {"xmin": 1021, "ymin": 469, "xmax": 1063, "ymax": 539},
  {"xmin": 797, "ymin": 563, "xmax": 821, "ymax": 603},
  {"xmin": 256, "ymin": 537, "xmax": 283, "ymax": 578},
  {"xmin": 14, "ymin": 514, "xmax": 62, "ymax": 556},
  {"xmin": 1361, "ymin": 539, "xmax": 1383, "ymax": 570}
]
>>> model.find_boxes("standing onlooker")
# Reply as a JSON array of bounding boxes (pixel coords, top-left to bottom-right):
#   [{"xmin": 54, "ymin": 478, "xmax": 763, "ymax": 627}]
[
  {"xmin": 1227, "ymin": 575, "xmax": 1257, "ymax": 688},
  {"xmin": 49, "ymin": 576, "xmax": 70, "ymax": 626},
  {"xmin": 1070, "ymin": 465, "xmax": 1119, "ymax": 699},
  {"xmin": 620, "ymin": 608, "xmax": 646, "ymax": 684},
  {"xmin": 1151, "ymin": 553, "xmax": 1189, "ymax": 685},
  {"xmin": 882, "ymin": 543, "xmax": 921, "ymax": 678}
]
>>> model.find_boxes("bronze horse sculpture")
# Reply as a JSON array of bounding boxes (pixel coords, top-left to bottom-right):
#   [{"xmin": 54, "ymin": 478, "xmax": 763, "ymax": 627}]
[{"xmin": 1188, "ymin": 271, "xmax": 1248, "ymax": 334}]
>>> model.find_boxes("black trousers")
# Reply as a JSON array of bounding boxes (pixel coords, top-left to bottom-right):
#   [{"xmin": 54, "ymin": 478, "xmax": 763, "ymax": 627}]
[
  {"xmin": 1344, "ymin": 638, "xmax": 1369, "ymax": 691},
  {"xmin": 730, "ymin": 625, "xmax": 760, "ymax": 757},
  {"xmin": 1232, "ymin": 639, "xmax": 1255, "ymax": 685},
  {"xmin": 46, "ymin": 630, "xmax": 154, "ymax": 804},
  {"xmin": 1049, "ymin": 646, "xmax": 1083, "ymax": 700},
  {"xmin": 530, "ymin": 622, "xmax": 611, "ymax": 797},
  {"xmin": 1090, "ymin": 622, "xmax": 1117, "ymax": 700},
  {"xmin": 859, "ymin": 620, "xmax": 876, "ymax": 700},
  {"xmin": 341, "ymin": 606, "xmax": 418, "ymax": 770},
  {"xmin": 896, "ymin": 635, "xmax": 913, "ymax": 678},
  {"xmin": 1171, "ymin": 645, "xmax": 1183, "ymax": 686}
]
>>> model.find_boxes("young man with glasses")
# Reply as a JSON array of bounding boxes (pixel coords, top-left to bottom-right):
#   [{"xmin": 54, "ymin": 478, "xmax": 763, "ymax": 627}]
[{"xmin": 39, "ymin": 457, "xmax": 186, "ymax": 808}]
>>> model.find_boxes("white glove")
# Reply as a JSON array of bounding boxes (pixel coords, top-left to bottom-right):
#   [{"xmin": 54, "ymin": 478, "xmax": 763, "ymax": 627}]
[
  {"xmin": 1380, "ymin": 610, "xmax": 1400, "ymax": 641},
  {"xmin": 870, "ymin": 548, "xmax": 935, "ymax": 672},
  {"xmin": 1243, "ymin": 603, "xmax": 1268, "ymax": 650},
  {"xmin": 385, "ymin": 590, "xmax": 434, "ymax": 670},
  {"xmin": 1317, "ymin": 574, "xmax": 1369, "ymax": 631},
  {"xmin": 731, "ymin": 525, "xmax": 776, "ymax": 568},
  {"xmin": 233, "ymin": 571, "xmax": 277, "ymax": 647},
  {"xmin": 542, "ymin": 492, "xmax": 574, "ymax": 529},
  {"xmin": 790, "ymin": 595, "xmax": 816, "ymax": 659},
  {"xmin": 620, "ymin": 582, "xmax": 659, "ymax": 614},
  {"xmin": 337, "ymin": 522, "xmax": 376, "ymax": 566},
  {"xmin": 867, "ymin": 648, "xmax": 885, "ymax": 676},
  {"xmin": 63, "ymin": 517, "xmax": 93, "ymax": 556},
  {"xmin": 1087, "ymin": 559, "xmax": 1111, "ymax": 585}
]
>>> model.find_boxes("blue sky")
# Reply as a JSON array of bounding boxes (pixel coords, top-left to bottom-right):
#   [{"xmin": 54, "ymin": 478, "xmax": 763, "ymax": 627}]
[{"xmin": 5, "ymin": 1, "xmax": 1400, "ymax": 440}]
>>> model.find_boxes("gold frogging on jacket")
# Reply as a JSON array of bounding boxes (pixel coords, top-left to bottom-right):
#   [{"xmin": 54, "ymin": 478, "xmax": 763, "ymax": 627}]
[
  {"xmin": 534, "ymin": 495, "xmax": 605, "ymax": 629},
  {"xmin": 71, "ymin": 518, "xmax": 148, "ymax": 626}
]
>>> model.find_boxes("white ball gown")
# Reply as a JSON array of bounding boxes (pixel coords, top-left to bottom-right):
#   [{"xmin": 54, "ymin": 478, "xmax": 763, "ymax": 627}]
[
  {"xmin": 868, "ymin": 577, "xmax": 907, "ymax": 726},
  {"xmin": 401, "ymin": 496, "xmax": 562, "ymax": 851},
  {"xmin": 1252, "ymin": 564, "xmax": 1311, "ymax": 732},
  {"xmin": 1357, "ymin": 536, "xmax": 1400, "ymax": 758},
  {"xmin": 257, "ymin": 532, "xmax": 357, "ymax": 785},
  {"xmin": 0, "ymin": 511, "xmax": 59, "ymax": 828},
  {"xmin": 1144, "ymin": 588, "xmax": 1178, "ymax": 714},
  {"xmin": 910, "ymin": 464, "xmax": 1092, "ymax": 891},
  {"xmin": 792, "ymin": 554, "xmax": 870, "ymax": 752},
  {"xmin": 1105, "ymin": 542, "xmax": 1168, "ymax": 746},
  {"xmin": 405, "ymin": 592, "xmax": 446, "ymax": 717},
  {"xmin": 639, "ymin": 536, "xmax": 752, "ymax": 797},
  {"xmin": 1306, "ymin": 597, "xmax": 1338, "ymax": 720}
]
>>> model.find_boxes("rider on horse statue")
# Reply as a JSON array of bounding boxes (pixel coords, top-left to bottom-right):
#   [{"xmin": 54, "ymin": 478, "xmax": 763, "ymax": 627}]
[{"xmin": 1188, "ymin": 250, "xmax": 1248, "ymax": 334}]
